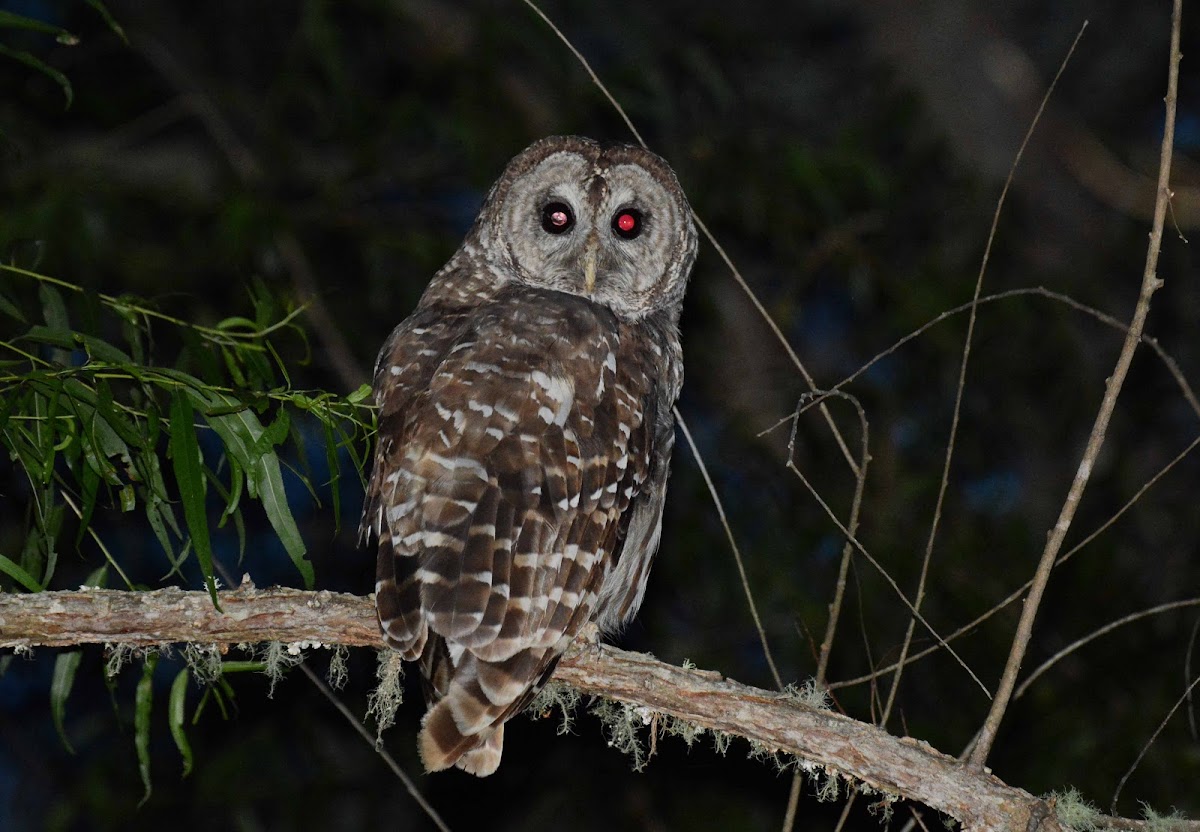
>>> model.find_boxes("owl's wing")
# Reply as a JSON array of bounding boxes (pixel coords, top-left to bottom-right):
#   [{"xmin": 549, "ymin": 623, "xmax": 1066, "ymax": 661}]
[
  {"xmin": 360, "ymin": 303, "xmax": 471, "ymax": 548},
  {"xmin": 371, "ymin": 287, "xmax": 657, "ymax": 774}
]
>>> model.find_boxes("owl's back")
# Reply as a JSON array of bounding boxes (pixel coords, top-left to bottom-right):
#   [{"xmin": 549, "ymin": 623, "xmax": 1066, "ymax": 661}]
[{"xmin": 364, "ymin": 284, "xmax": 676, "ymax": 774}]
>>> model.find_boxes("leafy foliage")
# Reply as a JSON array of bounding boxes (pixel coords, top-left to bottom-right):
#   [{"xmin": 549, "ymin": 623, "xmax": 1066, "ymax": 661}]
[
  {"xmin": 0, "ymin": 1, "xmax": 124, "ymax": 112},
  {"xmin": 0, "ymin": 264, "xmax": 374, "ymax": 801},
  {"xmin": 0, "ymin": 266, "xmax": 374, "ymax": 598}
]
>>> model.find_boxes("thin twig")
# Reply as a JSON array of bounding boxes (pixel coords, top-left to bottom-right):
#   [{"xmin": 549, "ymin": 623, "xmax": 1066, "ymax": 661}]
[
  {"xmin": 675, "ymin": 407, "xmax": 784, "ymax": 690},
  {"xmin": 1187, "ymin": 617, "xmax": 1200, "ymax": 740},
  {"xmin": 298, "ymin": 663, "xmax": 452, "ymax": 832},
  {"xmin": 758, "ymin": 285, "xmax": 1200, "ymax": 441},
  {"xmin": 829, "ymin": 433, "xmax": 1200, "ymax": 691},
  {"xmin": 785, "ymin": 459, "xmax": 991, "ymax": 699},
  {"xmin": 832, "ymin": 788, "xmax": 858, "ymax": 832},
  {"xmin": 967, "ymin": 0, "xmax": 1182, "ymax": 771},
  {"xmin": 789, "ymin": 389, "xmax": 870, "ymax": 832},
  {"xmin": 1013, "ymin": 598, "xmax": 1200, "ymax": 699},
  {"xmin": 880, "ymin": 21, "xmax": 1087, "ymax": 732},
  {"xmin": 519, "ymin": 0, "xmax": 646, "ymax": 148},
  {"xmin": 1109, "ymin": 673, "xmax": 1200, "ymax": 814},
  {"xmin": 781, "ymin": 769, "xmax": 805, "ymax": 831},
  {"xmin": 795, "ymin": 391, "xmax": 871, "ymax": 685},
  {"xmin": 59, "ymin": 491, "xmax": 134, "ymax": 590}
]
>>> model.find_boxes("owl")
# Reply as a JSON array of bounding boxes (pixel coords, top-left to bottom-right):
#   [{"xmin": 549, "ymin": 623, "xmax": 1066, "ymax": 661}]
[{"xmin": 361, "ymin": 135, "xmax": 697, "ymax": 776}]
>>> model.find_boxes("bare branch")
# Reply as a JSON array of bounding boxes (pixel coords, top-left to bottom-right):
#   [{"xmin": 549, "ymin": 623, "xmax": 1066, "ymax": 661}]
[
  {"xmin": 1014, "ymin": 598, "xmax": 1200, "ymax": 701},
  {"xmin": 2, "ymin": 587, "xmax": 1045, "ymax": 832},
  {"xmin": 967, "ymin": 0, "xmax": 1183, "ymax": 771},
  {"xmin": 6, "ymin": 588, "xmax": 1200, "ymax": 831},
  {"xmin": 0, "ymin": 585, "xmax": 382, "ymax": 649},
  {"xmin": 883, "ymin": 21, "xmax": 1087, "ymax": 733},
  {"xmin": 829, "ymin": 433, "xmax": 1200, "ymax": 692},
  {"xmin": 676, "ymin": 408, "xmax": 784, "ymax": 690}
]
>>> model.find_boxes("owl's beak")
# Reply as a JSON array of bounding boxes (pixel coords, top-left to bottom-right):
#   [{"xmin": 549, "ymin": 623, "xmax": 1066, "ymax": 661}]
[{"xmin": 582, "ymin": 234, "xmax": 599, "ymax": 294}]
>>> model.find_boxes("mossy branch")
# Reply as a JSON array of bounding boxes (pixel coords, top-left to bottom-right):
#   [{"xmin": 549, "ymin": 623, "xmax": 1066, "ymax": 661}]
[{"xmin": 0, "ymin": 585, "xmax": 1176, "ymax": 832}]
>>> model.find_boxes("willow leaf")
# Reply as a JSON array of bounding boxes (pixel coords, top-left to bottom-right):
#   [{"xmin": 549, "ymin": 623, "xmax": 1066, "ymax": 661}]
[
  {"xmin": 50, "ymin": 650, "xmax": 83, "ymax": 753},
  {"xmin": 168, "ymin": 394, "xmax": 220, "ymax": 609},
  {"xmin": 135, "ymin": 654, "xmax": 157, "ymax": 806},
  {"xmin": 0, "ymin": 553, "xmax": 42, "ymax": 591},
  {"xmin": 168, "ymin": 668, "xmax": 194, "ymax": 778},
  {"xmin": 252, "ymin": 450, "xmax": 312, "ymax": 588}
]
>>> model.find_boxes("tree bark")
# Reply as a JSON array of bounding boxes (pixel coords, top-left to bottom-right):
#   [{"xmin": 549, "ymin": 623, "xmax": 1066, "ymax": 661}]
[{"xmin": 0, "ymin": 586, "xmax": 1058, "ymax": 832}]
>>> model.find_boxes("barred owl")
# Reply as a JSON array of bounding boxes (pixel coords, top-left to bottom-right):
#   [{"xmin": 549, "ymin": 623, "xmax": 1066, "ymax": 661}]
[{"xmin": 361, "ymin": 135, "xmax": 697, "ymax": 776}]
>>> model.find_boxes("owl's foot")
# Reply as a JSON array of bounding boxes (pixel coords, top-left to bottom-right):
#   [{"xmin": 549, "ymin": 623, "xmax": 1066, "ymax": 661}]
[{"xmin": 566, "ymin": 621, "xmax": 605, "ymax": 658}]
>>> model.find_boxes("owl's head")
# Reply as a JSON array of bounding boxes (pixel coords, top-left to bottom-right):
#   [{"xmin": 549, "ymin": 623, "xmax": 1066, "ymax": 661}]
[{"xmin": 470, "ymin": 136, "xmax": 697, "ymax": 321}]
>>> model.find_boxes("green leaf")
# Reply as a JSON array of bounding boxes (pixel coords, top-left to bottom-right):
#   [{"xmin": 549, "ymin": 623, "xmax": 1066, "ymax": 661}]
[
  {"xmin": 75, "ymin": 461, "xmax": 100, "ymax": 547},
  {"xmin": 20, "ymin": 325, "xmax": 75, "ymax": 352},
  {"xmin": 253, "ymin": 408, "xmax": 290, "ymax": 457},
  {"xmin": 218, "ymin": 661, "xmax": 266, "ymax": 674},
  {"xmin": 0, "ymin": 11, "xmax": 78, "ymax": 44},
  {"xmin": 50, "ymin": 651, "xmax": 83, "ymax": 753},
  {"xmin": 135, "ymin": 653, "xmax": 158, "ymax": 806},
  {"xmin": 79, "ymin": 332, "xmax": 133, "ymax": 364},
  {"xmin": 86, "ymin": 394, "xmax": 133, "ymax": 470},
  {"xmin": 169, "ymin": 393, "xmax": 220, "ymax": 609},
  {"xmin": 189, "ymin": 389, "xmax": 311, "ymax": 585},
  {"xmin": 0, "ymin": 553, "xmax": 43, "ymax": 591},
  {"xmin": 37, "ymin": 283, "xmax": 69, "ymax": 331},
  {"xmin": 221, "ymin": 456, "xmax": 245, "ymax": 523},
  {"xmin": 0, "ymin": 44, "xmax": 73, "ymax": 108},
  {"xmin": 347, "ymin": 383, "xmax": 373, "ymax": 404},
  {"xmin": 83, "ymin": 0, "xmax": 128, "ymax": 44},
  {"xmin": 168, "ymin": 668, "xmax": 193, "ymax": 778},
  {"xmin": 0, "ymin": 287, "xmax": 26, "ymax": 322},
  {"xmin": 91, "ymin": 378, "xmax": 146, "ymax": 450},
  {"xmin": 215, "ymin": 315, "xmax": 258, "ymax": 331},
  {"xmin": 252, "ymin": 450, "xmax": 312, "ymax": 588},
  {"xmin": 321, "ymin": 418, "xmax": 341, "ymax": 531},
  {"xmin": 83, "ymin": 564, "xmax": 109, "ymax": 587},
  {"xmin": 146, "ymin": 495, "xmax": 182, "ymax": 574},
  {"xmin": 220, "ymin": 345, "xmax": 247, "ymax": 388}
]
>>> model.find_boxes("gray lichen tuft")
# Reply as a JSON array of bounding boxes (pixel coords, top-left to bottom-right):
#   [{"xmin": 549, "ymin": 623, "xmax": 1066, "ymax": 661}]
[
  {"xmin": 590, "ymin": 698, "xmax": 649, "ymax": 771},
  {"xmin": 526, "ymin": 681, "xmax": 581, "ymax": 735},
  {"xmin": 366, "ymin": 649, "xmax": 405, "ymax": 746},
  {"xmin": 1045, "ymin": 787, "xmax": 1102, "ymax": 832},
  {"xmin": 1141, "ymin": 803, "xmax": 1189, "ymax": 832},
  {"xmin": 783, "ymin": 678, "xmax": 832, "ymax": 711},
  {"xmin": 182, "ymin": 643, "xmax": 223, "ymax": 685},
  {"xmin": 327, "ymin": 644, "xmax": 349, "ymax": 690},
  {"xmin": 259, "ymin": 641, "xmax": 305, "ymax": 697}
]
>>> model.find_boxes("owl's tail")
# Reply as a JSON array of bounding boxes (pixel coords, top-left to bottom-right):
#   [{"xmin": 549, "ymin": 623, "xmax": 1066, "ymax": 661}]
[
  {"xmin": 419, "ymin": 702, "xmax": 504, "ymax": 776},
  {"xmin": 416, "ymin": 644, "xmax": 564, "ymax": 776}
]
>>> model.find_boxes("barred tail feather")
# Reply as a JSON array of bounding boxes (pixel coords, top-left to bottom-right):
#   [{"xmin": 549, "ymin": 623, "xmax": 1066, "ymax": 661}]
[{"xmin": 418, "ymin": 698, "xmax": 504, "ymax": 776}]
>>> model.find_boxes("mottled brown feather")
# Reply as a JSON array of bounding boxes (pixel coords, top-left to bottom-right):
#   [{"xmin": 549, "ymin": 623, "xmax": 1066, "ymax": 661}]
[{"xmin": 361, "ymin": 136, "xmax": 695, "ymax": 775}]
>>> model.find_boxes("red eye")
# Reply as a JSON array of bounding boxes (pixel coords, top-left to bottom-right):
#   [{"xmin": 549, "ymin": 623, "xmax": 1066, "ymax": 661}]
[
  {"xmin": 541, "ymin": 201, "xmax": 574, "ymax": 234},
  {"xmin": 612, "ymin": 208, "xmax": 643, "ymax": 239}
]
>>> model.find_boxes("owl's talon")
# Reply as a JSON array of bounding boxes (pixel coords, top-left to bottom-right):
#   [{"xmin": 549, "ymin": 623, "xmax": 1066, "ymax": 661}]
[{"xmin": 567, "ymin": 622, "xmax": 605, "ymax": 658}]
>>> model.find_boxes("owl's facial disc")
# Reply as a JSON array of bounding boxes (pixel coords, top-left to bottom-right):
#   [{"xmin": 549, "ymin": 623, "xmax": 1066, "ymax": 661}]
[{"xmin": 488, "ymin": 142, "xmax": 695, "ymax": 320}]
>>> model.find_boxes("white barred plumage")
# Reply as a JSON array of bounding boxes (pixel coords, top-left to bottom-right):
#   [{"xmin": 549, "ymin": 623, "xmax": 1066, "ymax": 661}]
[{"xmin": 360, "ymin": 136, "xmax": 697, "ymax": 776}]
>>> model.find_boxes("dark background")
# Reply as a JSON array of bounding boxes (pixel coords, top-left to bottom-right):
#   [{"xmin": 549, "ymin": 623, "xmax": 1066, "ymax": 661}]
[{"xmin": 2, "ymin": 1, "xmax": 1199, "ymax": 829}]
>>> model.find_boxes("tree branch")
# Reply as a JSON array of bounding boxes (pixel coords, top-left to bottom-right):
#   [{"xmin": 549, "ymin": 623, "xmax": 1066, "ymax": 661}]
[
  {"xmin": 6, "ymin": 587, "xmax": 1198, "ymax": 830},
  {"xmin": 967, "ymin": 0, "xmax": 1182, "ymax": 771},
  {"xmin": 0, "ymin": 586, "xmax": 1057, "ymax": 832}
]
